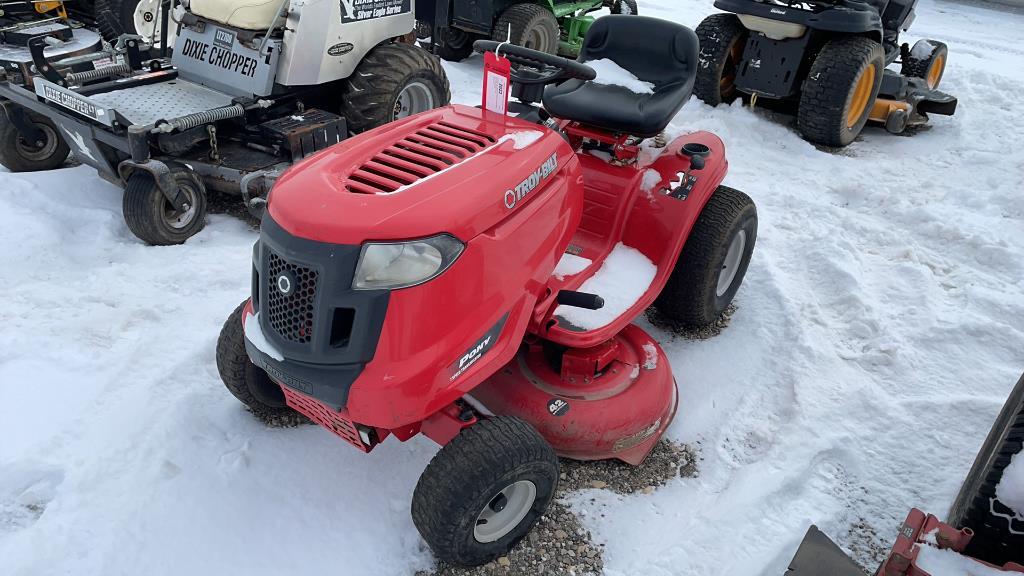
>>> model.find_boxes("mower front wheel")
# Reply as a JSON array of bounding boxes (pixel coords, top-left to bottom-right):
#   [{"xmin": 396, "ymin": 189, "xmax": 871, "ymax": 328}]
[
  {"xmin": 653, "ymin": 186, "xmax": 757, "ymax": 328},
  {"xmin": 412, "ymin": 417, "xmax": 559, "ymax": 566},
  {"xmin": 0, "ymin": 109, "xmax": 70, "ymax": 172},
  {"xmin": 693, "ymin": 14, "xmax": 748, "ymax": 106},
  {"xmin": 122, "ymin": 165, "xmax": 207, "ymax": 245},
  {"xmin": 216, "ymin": 301, "xmax": 293, "ymax": 418},
  {"xmin": 902, "ymin": 40, "xmax": 948, "ymax": 89},
  {"xmin": 342, "ymin": 42, "xmax": 450, "ymax": 134},
  {"xmin": 797, "ymin": 36, "xmax": 885, "ymax": 147}
]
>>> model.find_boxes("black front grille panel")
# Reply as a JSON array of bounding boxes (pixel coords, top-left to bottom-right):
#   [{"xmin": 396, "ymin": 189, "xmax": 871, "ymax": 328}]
[{"xmin": 266, "ymin": 251, "xmax": 320, "ymax": 344}]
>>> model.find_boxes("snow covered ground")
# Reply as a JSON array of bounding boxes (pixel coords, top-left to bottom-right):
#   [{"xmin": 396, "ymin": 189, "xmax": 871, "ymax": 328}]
[{"xmin": 2, "ymin": 1, "xmax": 1024, "ymax": 574}]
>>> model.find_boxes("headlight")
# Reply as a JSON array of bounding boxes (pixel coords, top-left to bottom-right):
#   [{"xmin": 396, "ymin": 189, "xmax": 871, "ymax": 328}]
[{"xmin": 352, "ymin": 234, "xmax": 464, "ymax": 290}]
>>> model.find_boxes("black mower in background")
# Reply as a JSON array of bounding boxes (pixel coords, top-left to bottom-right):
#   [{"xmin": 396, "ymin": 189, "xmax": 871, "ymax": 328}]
[
  {"xmin": 787, "ymin": 373, "xmax": 1024, "ymax": 575},
  {"xmin": 694, "ymin": 0, "xmax": 957, "ymax": 147}
]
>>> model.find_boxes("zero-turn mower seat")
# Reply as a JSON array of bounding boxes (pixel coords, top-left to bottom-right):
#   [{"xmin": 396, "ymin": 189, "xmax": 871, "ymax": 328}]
[
  {"xmin": 542, "ymin": 15, "xmax": 699, "ymax": 138},
  {"xmin": 189, "ymin": 0, "xmax": 283, "ymax": 30}
]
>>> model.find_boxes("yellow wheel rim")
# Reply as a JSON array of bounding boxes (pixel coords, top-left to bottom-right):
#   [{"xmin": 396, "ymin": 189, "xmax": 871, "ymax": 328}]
[
  {"xmin": 927, "ymin": 55, "xmax": 945, "ymax": 89},
  {"xmin": 847, "ymin": 65, "xmax": 876, "ymax": 128}
]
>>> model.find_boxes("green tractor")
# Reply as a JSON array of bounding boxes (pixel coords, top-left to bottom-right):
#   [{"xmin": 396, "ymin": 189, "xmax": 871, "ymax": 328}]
[{"xmin": 416, "ymin": 0, "xmax": 638, "ymax": 61}]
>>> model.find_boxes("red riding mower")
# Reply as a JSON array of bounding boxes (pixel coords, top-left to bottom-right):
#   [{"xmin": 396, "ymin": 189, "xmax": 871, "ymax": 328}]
[{"xmin": 217, "ymin": 15, "xmax": 758, "ymax": 565}]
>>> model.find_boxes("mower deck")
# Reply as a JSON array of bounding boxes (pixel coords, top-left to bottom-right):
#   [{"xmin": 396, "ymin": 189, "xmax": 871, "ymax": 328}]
[{"xmin": 0, "ymin": 26, "xmax": 101, "ymax": 86}]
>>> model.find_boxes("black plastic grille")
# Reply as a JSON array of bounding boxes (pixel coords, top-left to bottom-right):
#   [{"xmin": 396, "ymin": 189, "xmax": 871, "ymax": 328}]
[{"xmin": 267, "ymin": 252, "xmax": 319, "ymax": 344}]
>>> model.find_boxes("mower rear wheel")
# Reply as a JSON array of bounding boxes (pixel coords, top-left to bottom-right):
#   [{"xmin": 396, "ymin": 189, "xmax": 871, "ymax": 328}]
[
  {"xmin": 693, "ymin": 14, "xmax": 748, "ymax": 106},
  {"xmin": 216, "ymin": 301, "xmax": 293, "ymax": 417},
  {"xmin": 412, "ymin": 417, "xmax": 559, "ymax": 566},
  {"xmin": 653, "ymin": 186, "xmax": 757, "ymax": 328},
  {"xmin": 342, "ymin": 42, "xmax": 450, "ymax": 134},
  {"xmin": 0, "ymin": 109, "xmax": 69, "ymax": 172},
  {"xmin": 492, "ymin": 4, "xmax": 559, "ymax": 55},
  {"xmin": 797, "ymin": 36, "xmax": 885, "ymax": 147},
  {"xmin": 122, "ymin": 165, "xmax": 207, "ymax": 245},
  {"xmin": 902, "ymin": 40, "xmax": 948, "ymax": 89},
  {"xmin": 947, "ymin": 373, "xmax": 1024, "ymax": 567}
]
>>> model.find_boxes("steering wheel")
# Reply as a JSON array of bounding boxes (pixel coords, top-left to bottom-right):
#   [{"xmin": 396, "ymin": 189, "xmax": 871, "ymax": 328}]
[{"xmin": 472, "ymin": 40, "xmax": 596, "ymax": 85}]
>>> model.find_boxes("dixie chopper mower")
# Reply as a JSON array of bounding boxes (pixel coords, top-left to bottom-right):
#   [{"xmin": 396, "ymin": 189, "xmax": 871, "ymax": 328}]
[
  {"xmin": 216, "ymin": 15, "xmax": 759, "ymax": 565},
  {"xmin": 0, "ymin": 0, "xmax": 450, "ymax": 245}
]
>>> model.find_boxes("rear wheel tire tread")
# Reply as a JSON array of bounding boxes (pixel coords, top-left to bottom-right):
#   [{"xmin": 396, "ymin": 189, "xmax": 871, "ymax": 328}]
[
  {"xmin": 797, "ymin": 36, "xmax": 885, "ymax": 147},
  {"xmin": 342, "ymin": 42, "xmax": 451, "ymax": 134},
  {"xmin": 492, "ymin": 4, "xmax": 559, "ymax": 55},
  {"xmin": 901, "ymin": 39, "xmax": 948, "ymax": 88},
  {"xmin": 0, "ymin": 109, "xmax": 70, "ymax": 172},
  {"xmin": 693, "ymin": 13, "xmax": 748, "ymax": 106},
  {"xmin": 653, "ymin": 185, "xmax": 757, "ymax": 328}
]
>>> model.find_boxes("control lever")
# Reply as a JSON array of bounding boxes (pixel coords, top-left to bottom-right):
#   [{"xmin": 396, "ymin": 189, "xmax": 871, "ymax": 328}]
[{"xmin": 557, "ymin": 290, "xmax": 605, "ymax": 310}]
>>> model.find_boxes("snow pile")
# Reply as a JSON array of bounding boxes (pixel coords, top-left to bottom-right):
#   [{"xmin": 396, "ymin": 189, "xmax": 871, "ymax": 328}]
[
  {"xmin": 555, "ymin": 243, "xmax": 656, "ymax": 330},
  {"xmin": 996, "ymin": 450, "xmax": 1024, "ymax": 518},
  {"xmin": 243, "ymin": 311, "xmax": 283, "ymax": 362},
  {"xmin": 641, "ymin": 169, "xmax": 663, "ymax": 192},
  {"xmin": 916, "ymin": 544, "xmax": 1008, "ymax": 576},
  {"xmin": 911, "ymin": 39, "xmax": 936, "ymax": 58},
  {"xmin": 499, "ymin": 130, "xmax": 544, "ymax": 150},
  {"xmin": 587, "ymin": 58, "xmax": 656, "ymax": 94},
  {"xmin": 552, "ymin": 252, "xmax": 592, "ymax": 280}
]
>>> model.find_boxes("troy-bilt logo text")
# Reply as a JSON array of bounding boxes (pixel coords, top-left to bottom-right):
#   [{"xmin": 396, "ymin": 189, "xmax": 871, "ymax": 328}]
[
  {"xmin": 42, "ymin": 85, "xmax": 97, "ymax": 118},
  {"xmin": 504, "ymin": 153, "xmax": 557, "ymax": 209},
  {"xmin": 179, "ymin": 37, "xmax": 259, "ymax": 77}
]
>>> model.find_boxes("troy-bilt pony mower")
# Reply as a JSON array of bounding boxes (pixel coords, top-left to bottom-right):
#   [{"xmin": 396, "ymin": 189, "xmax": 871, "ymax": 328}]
[
  {"xmin": 694, "ymin": 0, "xmax": 957, "ymax": 147},
  {"xmin": 0, "ymin": 0, "xmax": 449, "ymax": 245},
  {"xmin": 217, "ymin": 15, "xmax": 757, "ymax": 565},
  {"xmin": 416, "ymin": 0, "xmax": 637, "ymax": 61},
  {"xmin": 788, "ymin": 372, "xmax": 1024, "ymax": 575}
]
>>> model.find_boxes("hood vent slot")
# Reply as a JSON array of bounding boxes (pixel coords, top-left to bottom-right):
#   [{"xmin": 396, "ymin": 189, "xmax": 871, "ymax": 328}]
[{"xmin": 345, "ymin": 121, "xmax": 497, "ymax": 194}]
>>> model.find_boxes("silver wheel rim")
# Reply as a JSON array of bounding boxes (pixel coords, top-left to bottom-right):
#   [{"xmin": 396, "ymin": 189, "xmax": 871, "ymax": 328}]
[
  {"xmin": 525, "ymin": 24, "xmax": 553, "ymax": 53},
  {"xmin": 716, "ymin": 229, "xmax": 746, "ymax": 297},
  {"xmin": 393, "ymin": 82, "xmax": 434, "ymax": 120},
  {"xmin": 473, "ymin": 480, "xmax": 537, "ymax": 543},
  {"xmin": 163, "ymin": 186, "xmax": 197, "ymax": 230},
  {"xmin": 15, "ymin": 124, "xmax": 59, "ymax": 162}
]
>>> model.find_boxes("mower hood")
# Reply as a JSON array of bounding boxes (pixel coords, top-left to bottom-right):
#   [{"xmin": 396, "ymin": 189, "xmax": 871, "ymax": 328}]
[{"xmin": 267, "ymin": 105, "xmax": 576, "ymax": 245}]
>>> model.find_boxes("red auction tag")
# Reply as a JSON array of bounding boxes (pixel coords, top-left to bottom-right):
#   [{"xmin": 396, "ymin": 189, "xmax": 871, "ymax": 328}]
[{"xmin": 482, "ymin": 50, "xmax": 511, "ymax": 116}]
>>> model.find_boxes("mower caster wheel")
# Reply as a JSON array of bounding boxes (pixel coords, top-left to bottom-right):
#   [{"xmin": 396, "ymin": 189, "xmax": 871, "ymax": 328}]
[
  {"xmin": 492, "ymin": 3, "xmax": 559, "ymax": 56},
  {"xmin": 0, "ymin": 108, "xmax": 69, "ymax": 173},
  {"xmin": 216, "ymin": 301, "xmax": 293, "ymax": 418},
  {"xmin": 341, "ymin": 42, "xmax": 450, "ymax": 134},
  {"xmin": 412, "ymin": 417, "xmax": 559, "ymax": 566},
  {"xmin": 693, "ymin": 14, "xmax": 748, "ymax": 106},
  {"xmin": 797, "ymin": 36, "xmax": 885, "ymax": 147},
  {"xmin": 122, "ymin": 165, "xmax": 207, "ymax": 245},
  {"xmin": 902, "ymin": 40, "xmax": 948, "ymax": 90},
  {"xmin": 885, "ymin": 108, "xmax": 909, "ymax": 134},
  {"xmin": 654, "ymin": 185, "xmax": 757, "ymax": 328}
]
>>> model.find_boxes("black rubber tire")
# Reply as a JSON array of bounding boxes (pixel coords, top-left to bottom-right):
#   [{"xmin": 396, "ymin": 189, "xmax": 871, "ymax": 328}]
[
  {"xmin": 901, "ymin": 39, "xmax": 948, "ymax": 89},
  {"xmin": 653, "ymin": 186, "xmax": 757, "ymax": 328},
  {"xmin": 693, "ymin": 14, "xmax": 748, "ymax": 106},
  {"xmin": 0, "ymin": 108, "xmax": 70, "ymax": 172},
  {"xmin": 412, "ymin": 417, "xmax": 559, "ymax": 566},
  {"xmin": 94, "ymin": 0, "xmax": 140, "ymax": 41},
  {"xmin": 435, "ymin": 27, "xmax": 479, "ymax": 62},
  {"xmin": 122, "ymin": 165, "xmax": 207, "ymax": 245},
  {"xmin": 341, "ymin": 42, "xmax": 451, "ymax": 134},
  {"xmin": 216, "ymin": 301, "xmax": 293, "ymax": 416},
  {"xmin": 797, "ymin": 36, "xmax": 885, "ymax": 147},
  {"xmin": 492, "ymin": 3, "xmax": 559, "ymax": 55},
  {"xmin": 947, "ymin": 373, "xmax": 1024, "ymax": 567},
  {"xmin": 609, "ymin": 0, "xmax": 639, "ymax": 15}
]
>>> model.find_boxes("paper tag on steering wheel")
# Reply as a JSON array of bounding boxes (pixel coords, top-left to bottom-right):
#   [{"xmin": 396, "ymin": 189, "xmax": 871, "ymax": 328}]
[{"xmin": 482, "ymin": 50, "xmax": 511, "ymax": 116}]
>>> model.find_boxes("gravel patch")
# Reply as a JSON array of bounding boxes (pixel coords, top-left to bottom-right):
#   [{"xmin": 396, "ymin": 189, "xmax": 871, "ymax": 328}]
[
  {"xmin": 423, "ymin": 440, "xmax": 698, "ymax": 576},
  {"xmin": 248, "ymin": 407, "xmax": 311, "ymax": 428},
  {"xmin": 645, "ymin": 304, "xmax": 736, "ymax": 341}
]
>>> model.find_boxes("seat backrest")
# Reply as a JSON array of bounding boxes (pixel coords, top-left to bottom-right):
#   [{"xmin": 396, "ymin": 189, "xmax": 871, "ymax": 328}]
[{"xmin": 577, "ymin": 15, "xmax": 698, "ymax": 89}]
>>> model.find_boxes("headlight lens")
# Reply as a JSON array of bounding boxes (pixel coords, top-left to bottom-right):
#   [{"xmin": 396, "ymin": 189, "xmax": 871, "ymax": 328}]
[{"xmin": 352, "ymin": 234, "xmax": 464, "ymax": 290}]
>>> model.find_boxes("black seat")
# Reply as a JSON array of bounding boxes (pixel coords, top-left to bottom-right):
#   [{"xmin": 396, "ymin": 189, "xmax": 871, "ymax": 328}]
[{"xmin": 542, "ymin": 16, "xmax": 699, "ymax": 138}]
